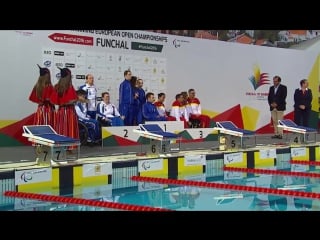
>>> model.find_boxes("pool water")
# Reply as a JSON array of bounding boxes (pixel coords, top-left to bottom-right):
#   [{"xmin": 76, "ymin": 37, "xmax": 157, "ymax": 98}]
[{"xmin": 1, "ymin": 167, "xmax": 320, "ymax": 211}]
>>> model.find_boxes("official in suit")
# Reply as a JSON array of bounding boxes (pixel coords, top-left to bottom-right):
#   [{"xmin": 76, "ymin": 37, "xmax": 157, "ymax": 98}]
[
  {"xmin": 267, "ymin": 75, "xmax": 287, "ymax": 139},
  {"xmin": 294, "ymin": 79, "xmax": 312, "ymax": 127}
]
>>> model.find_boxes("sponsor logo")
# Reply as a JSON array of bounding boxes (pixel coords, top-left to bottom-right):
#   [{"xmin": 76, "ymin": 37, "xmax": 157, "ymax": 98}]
[
  {"xmin": 76, "ymin": 75, "xmax": 85, "ymax": 79},
  {"xmin": 44, "ymin": 60, "xmax": 51, "ymax": 67},
  {"xmin": 49, "ymin": 33, "xmax": 93, "ymax": 46},
  {"xmin": 248, "ymin": 64, "xmax": 270, "ymax": 90},
  {"xmin": 65, "ymin": 63, "xmax": 75, "ymax": 68},
  {"xmin": 76, "ymin": 64, "xmax": 85, "ymax": 69},
  {"xmin": 54, "ymin": 51, "xmax": 64, "ymax": 56},
  {"xmin": 55, "ymin": 62, "xmax": 63, "ymax": 67},
  {"xmin": 94, "ymin": 189, "xmax": 101, "ymax": 196},
  {"xmin": 265, "ymin": 150, "xmax": 270, "ymax": 158},
  {"xmin": 94, "ymin": 164, "xmax": 101, "ymax": 174}
]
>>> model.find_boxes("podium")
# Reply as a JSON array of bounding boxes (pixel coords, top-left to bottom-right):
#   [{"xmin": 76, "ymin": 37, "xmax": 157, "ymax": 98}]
[
  {"xmin": 133, "ymin": 124, "xmax": 181, "ymax": 155},
  {"xmin": 22, "ymin": 125, "xmax": 80, "ymax": 164},
  {"xmin": 213, "ymin": 121, "xmax": 256, "ymax": 150},
  {"xmin": 277, "ymin": 119, "xmax": 317, "ymax": 144}
]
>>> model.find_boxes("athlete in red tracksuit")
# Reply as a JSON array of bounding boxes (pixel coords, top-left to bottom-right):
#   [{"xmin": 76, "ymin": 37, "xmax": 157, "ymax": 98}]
[
  {"xmin": 154, "ymin": 92, "xmax": 176, "ymax": 121},
  {"xmin": 170, "ymin": 93, "xmax": 189, "ymax": 128},
  {"xmin": 187, "ymin": 88, "xmax": 211, "ymax": 128}
]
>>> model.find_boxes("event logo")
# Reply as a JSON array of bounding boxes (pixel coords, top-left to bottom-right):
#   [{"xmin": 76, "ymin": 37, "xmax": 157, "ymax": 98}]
[
  {"xmin": 141, "ymin": 161, "xmax": 151, "ymax": 170},
  {"xmin": 225, "ymin": 171, "xmax": 242, "ymax": 180},
  {"xmin": 173, "ymin": 38, "xmax": 190, "ymax": 48},
  {"xmin": 173, "ymin": 39, "xmax": 181, "ymax": 48},
  {"xmin": 20, "ymin": 199, "xmax": 26, "ymax": 206},
  {"xmin": 292, "ymin": 149, "xmax": 299, "ymax": 156},
  {"xmin": 248, "ymin": 65, "xmax": 270, "ymax": 90},
  {"xmin": 141, "ymin": 182, "xmax": 149, "ymax": 189},
  {"xmin": 20, "ymin": 172, "xmax": 32, "ymax": 182},
  {"xmin": 226, "ymin": 155, "xmax": 234, "ymax": 163}
]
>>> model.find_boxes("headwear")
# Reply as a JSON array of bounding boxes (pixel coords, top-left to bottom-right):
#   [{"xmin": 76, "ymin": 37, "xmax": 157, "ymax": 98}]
[
  {"xmin": 37, "ymin": 64, "xmax": 50, "ymax": 76},
  {"xmin": 58, "ymin": 67, "xmax": 71, "ymax": 78}
]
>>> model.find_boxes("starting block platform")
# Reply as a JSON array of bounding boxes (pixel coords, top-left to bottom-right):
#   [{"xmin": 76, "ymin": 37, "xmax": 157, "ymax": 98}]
[
  {"xmin": 22, "ymin": 125, "xmax": 80, "ymax": 164},
  {"xmin": 213, "ymin": 121, "xmax": 256, "ymax": 150},
  {"xmin": 277, "ymin": 119, "xmax": 317, "ymax": 144},
  {"xmin": 133, "ymin": 124, "xmax": 181, "ymax": 155}
]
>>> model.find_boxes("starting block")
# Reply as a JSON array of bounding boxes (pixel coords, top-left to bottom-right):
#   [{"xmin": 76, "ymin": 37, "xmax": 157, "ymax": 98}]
[
  {"xmin": 133, "ymin": 124, "xmax": 181, "ymax": 155},
  {"xmin": 277, "ymin": 119, "xmax": 317, "ymax": 144},
  {"xmin": 213, "ymin": 121, "xmax": 256, "ymax": 150},
  {"xmin": 22, "ymin": 125, "xmax": 80, "ymax": 164}
]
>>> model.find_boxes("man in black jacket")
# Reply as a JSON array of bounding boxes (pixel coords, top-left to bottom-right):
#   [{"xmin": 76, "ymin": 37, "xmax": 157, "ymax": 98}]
[{"xmin": 268, "ymin": 75, "xmax": 287, "ymax": 139}]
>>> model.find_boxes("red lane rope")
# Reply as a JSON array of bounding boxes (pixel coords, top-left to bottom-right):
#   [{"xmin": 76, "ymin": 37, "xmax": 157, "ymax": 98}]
[
  {"xmin": 290, "ymin": 160, "xmax": 320, "ymax": 166},
  {"xmin": 223, "ymin": 166, "xmax": 320, "ymax": 178},
  {"xmin": 3, "ymin": 191, "xmax": 171, "ymax": 211},
  {"xmin": 131, "ymin": 176, "xmax": 320, "ymax": 200}
]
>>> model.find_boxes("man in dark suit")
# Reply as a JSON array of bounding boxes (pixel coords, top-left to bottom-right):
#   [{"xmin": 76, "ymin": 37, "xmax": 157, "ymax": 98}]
[
  {"xmin": 294, "ymin": 79, "xmax": 312, "ymax": 127},
  {"xmin": 268, "ymin": 75, "xmax": 287, "ymax": 139}
]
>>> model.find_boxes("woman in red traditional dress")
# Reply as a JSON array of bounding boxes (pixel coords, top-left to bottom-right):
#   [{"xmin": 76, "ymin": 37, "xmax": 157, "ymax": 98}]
[
  {"xmin": 50, "ymin": 68, "xmax": 79, "ymax": 148},
  {"xmin": 28, "ymin": 65, "xmax": 55, "ymax": 127}
]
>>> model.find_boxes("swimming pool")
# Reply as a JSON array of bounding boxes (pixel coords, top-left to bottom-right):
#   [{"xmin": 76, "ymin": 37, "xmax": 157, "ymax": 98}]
[{"xmin": 1, "ymin": 162, "xmax": 320, "ymax": 211}]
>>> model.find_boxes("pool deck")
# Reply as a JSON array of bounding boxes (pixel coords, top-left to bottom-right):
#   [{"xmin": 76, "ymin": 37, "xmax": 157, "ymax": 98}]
[{"xmin": 0, "ymin": 132, "xmax": 317, "ymax": 170}]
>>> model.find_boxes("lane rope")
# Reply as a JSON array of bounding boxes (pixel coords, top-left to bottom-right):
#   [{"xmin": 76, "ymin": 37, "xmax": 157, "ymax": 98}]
[
  {"xmin": 290, "ymin": 160, "xmax": 320, "ymax": 166},
  {"xmin": 131, "ymin": 176, "xmax": 320, "ymax": 200},
  {"xmin": 3, "ymin": 191, "xmax": 172, "ymax": 211},
  {"xmin": 223, "ymin": 166, "xmax": 320, "ymax": 178}
]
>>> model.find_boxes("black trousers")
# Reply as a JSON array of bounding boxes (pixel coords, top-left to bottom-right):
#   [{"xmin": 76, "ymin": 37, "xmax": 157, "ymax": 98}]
[
  {"xmin": 294, "ymin": 108, "xmax": 310, "ymax": 127},
  {"xmin": 97, "ymin": 117, "xmax": 112, "ymax": 127}
]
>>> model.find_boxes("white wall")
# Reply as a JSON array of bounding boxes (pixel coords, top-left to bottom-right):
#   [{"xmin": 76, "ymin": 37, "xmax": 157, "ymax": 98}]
[{"xmin": 0, "ymin": 30, "xmax": 318, "ymax": 129}]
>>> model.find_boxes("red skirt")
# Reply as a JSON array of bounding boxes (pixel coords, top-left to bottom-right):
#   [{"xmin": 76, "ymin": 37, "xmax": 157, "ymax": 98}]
[
  {"xmin": 33, "ymin": 104, "xmax": 55, "ymax": 128},
  {"xmin": 55, "ymin": 105, "xmax": 79, "ymax": 149}
]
